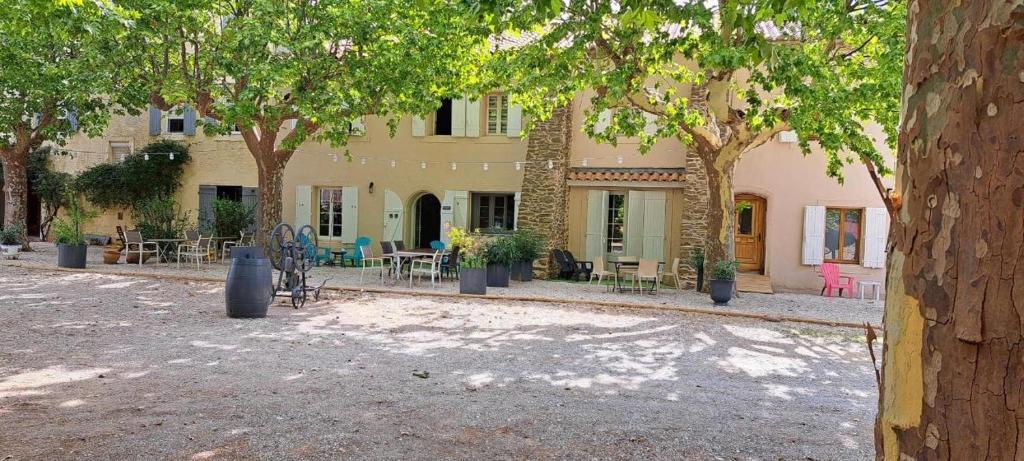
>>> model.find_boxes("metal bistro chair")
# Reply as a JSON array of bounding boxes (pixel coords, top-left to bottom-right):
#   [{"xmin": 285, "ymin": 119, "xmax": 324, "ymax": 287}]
[
  {"xmin": 660, "ymin": 257, "xmax": 684, "ymax": 291},
  {"xmin": 630, "ymin": 258, "xmax": 661, "ymax": 294},
  {"xmin": 359, "ymin": 244, "xmax": 388, "ymax": 284},
  {"xmin": 124, "ymin": 230, "xmax": 158, "ymax": 266},
  {"xmin": 381, "ymin": 241, "xmax": 397, "ymax": 276},
  {"xmin": 440, "ymin": 245, "xmax": 461, "ymax": 280},
  {"xmin": 344, "ymin": 236, "xmax": 371, "ymax": 267},
  {"xmin": 221, "ymin": 231, "xmax": 252, "ymax": 260},
  {"xmin": 178, "ymin": 235, "xmax": 215, "ymax": 269},
  {"xmin": 589, "ymin": 256, "xmax": 617, "ymax": 289},
  {"xmin": 409, "ymin": 249, "xmax": 444, "ymax": 288}
]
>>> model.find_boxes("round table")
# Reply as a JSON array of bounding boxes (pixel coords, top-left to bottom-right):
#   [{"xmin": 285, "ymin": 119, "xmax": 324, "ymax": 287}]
[
  {"xmin": 329, "ymin": 249, "xmax": 347, "ymax": 267},
  {"xmin": 148, "ymin": 238, "xmax": 187, "ymax": 263}
]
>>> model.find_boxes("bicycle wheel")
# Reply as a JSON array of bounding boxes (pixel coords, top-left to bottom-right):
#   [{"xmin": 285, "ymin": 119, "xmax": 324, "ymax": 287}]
[{"xmin": 269, "ymin": 223, "xmax": 295, "ymax": 271}]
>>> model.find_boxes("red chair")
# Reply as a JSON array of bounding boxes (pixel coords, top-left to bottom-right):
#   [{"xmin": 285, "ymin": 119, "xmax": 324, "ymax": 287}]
[{"xmin": 820, "ymin": 263, "xmax": 855, "ymax": 297}]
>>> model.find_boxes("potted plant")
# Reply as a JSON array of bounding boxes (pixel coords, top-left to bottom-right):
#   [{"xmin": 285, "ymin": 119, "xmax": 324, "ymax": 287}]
[
  {"xmin": 0, "ymin": 225, "xmax": 23, "ymax": 260},
  {"xmin": 509, "ymin": 229, "xmax": 543, "ymax": 282},
  {"xmin": 102, "ymin": 247, "xmax": 121, "ymax": 264},
  {"xmin": 708, "ymin": 260, "xmax": 738, "ymax": 305},
  {"xmin": 449, "ymin": 227, "xmax": 486, "ymax": 295},
  {"xmin": 53, "ymin": 188, "xmax": 94, "ymax": 269},
  {"xmin": 484, "ymin": 234, "xmax": 516, "ymax": 287},
  {"xmin": 689, "ymin": 247, "xmax": 705, "ymax": 291}
]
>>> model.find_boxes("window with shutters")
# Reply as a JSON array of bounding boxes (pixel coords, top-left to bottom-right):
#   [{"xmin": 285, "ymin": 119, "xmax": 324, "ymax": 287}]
[
  {"xmin": 606, "ymin": 193, "xmax": 626, "ymax": 253},
  {"xmin": 165, "ymin": 106, "xmax": 185, "ymax": 134},
  {"xmin": 433, "ymin": 98, "xmax": 453, "ymax": 136},
  {"xmin": 824, "ymin": 207, "xmax": 862, "ymax": 263},
  {"xmin": 471, "ymin": 193, "xmax": 515, "ymax": 232},
  {"xmin": 318, "ymin": 188, "xmax": 344, "ymax": 238},
  {"xmin": 108, "ymin": 141, "xmax": 132, "ymax": 163},
  {"xmin": 486, "ymin": 93, "xmax": 509, "ymax": 135}
]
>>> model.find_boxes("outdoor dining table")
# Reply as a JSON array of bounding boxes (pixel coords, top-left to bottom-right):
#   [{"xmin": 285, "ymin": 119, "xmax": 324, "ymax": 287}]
[
  {"xmin": 148, "ymin": 238, "xmax": 187, "ymax": 264},
  {"xmin": 389, "ymin": 250, "xmax": 447, "ymax": 280},
  {"xmin": 613, "ymin": 260, "xmax": 664, "ymax": 293}
]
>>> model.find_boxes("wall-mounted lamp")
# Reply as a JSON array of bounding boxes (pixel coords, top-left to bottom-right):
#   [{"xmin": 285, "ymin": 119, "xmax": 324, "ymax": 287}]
[{"xmin": 369, "ymin": 182, "xmax": 375, "ymax": 194}]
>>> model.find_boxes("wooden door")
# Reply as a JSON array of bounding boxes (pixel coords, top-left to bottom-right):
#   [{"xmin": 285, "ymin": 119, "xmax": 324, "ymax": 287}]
[{"xmin": 734, "ymin": 194, "xmax": 766, "ymax": 272}]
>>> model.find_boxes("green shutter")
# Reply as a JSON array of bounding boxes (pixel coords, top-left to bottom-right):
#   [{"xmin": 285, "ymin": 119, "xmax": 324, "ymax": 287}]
[
  {"xmin": 585, "ymin": 190, "xmax": 608, "ymax": 260},
  {"xmin": 641, "ymin": 191, "xmax": 666, "ymax": 261},
  {"xmin": 341, "ymin": 186, "xmax": 359, "ymax": 243},
  {"xmin": 626, "ymin": 191, "xmax": 645, "ymax": 257}
]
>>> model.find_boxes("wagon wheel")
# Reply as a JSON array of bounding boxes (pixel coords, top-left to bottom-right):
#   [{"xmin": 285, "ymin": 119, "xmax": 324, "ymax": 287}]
[
  {"xmin": 269, "ymin": 223, "xmax": 295, "ymax": 271},
  {"xmin": 291, "ymin": 286, "xmax": 307, "ymax": 309},
  {"xmin": 295, "ymin": 225, "xmax": 318, "ymax": 273}
]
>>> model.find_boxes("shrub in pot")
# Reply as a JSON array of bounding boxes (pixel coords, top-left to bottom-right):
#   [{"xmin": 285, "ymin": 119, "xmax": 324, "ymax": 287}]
[
  {"xmin": 484, "ymin": 235, "xmax": 516, "ymax": 287},
  {"xmin": 53, "ymin": 188, "xmax": 94, "ymax": 269},
  {"xmin": 449, "ymin": 227, "xmax": 486, "ymax": 295},
  {"xmin": 0, "ymin": 225, "xmax": 23, "ymax": 260},
  {"xmin": 689, "ymin": 247, "xmax": 705, "ymax": 292},
  {"xmin": 708, "ymin": 260, "xmax": 738, "ymax": 305},
  {"xmin": 510, "ymin": 230, "xmax": 543, "ymax": 281}
]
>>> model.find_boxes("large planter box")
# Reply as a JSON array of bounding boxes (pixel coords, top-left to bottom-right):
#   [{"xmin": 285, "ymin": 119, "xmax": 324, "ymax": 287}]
[
  {"xmin": 510, "ymin": 260, "xmax": 534, "ymax": 282},
  {"xmin": 57, "ymin": 243, "xmax": 88, "ymax": 269},
  {"xmin": 709, "ymin": 279, "xmax": 735, "ymax": 305},
  {"xmin": 459, "ymin": 268, "xmax": 487, "ymax": 295},
  {"xmin": 486, "ymin": 263, "xmax": 510, "ymax": 287}
]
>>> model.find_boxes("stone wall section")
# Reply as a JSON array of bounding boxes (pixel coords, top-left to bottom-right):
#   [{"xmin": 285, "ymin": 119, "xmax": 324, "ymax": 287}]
[
  {"xmin": 677, "ymin": 150, "xmax": 709, "ymax": 288},
  {"xmin": 516, "ymin": 106, "xmax": 572, "ymax": 278}
]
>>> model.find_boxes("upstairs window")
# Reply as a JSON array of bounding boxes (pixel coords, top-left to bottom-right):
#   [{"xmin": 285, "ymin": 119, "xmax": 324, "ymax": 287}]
[
  {"xmin": 434, "ymin": 98, "xmax": 453, "ymax": 136},
  {"xmin": 486, "ymin": 94, "xmax": 509, "ymax": 135},
  {"xmin": 824, "ymin": 207, "xmax": 862, "ymax": 263},
  {"xmin": 166, "ymin": 108, "xmax": 185, "ymax": 134}
]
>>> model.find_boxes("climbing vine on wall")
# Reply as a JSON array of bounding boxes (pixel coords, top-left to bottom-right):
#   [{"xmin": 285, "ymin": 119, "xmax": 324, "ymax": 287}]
[{"xmin": 75, "ymin": 140, "xmax": 191, "ymax": 210}]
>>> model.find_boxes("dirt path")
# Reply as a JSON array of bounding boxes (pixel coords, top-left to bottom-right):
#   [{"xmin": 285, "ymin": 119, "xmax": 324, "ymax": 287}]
[{"xmin": 0, "ymin": 267, "xmax": 878, "ymax": 460}]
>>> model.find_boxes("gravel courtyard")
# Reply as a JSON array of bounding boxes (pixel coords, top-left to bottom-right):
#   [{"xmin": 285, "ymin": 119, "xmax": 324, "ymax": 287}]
[{"xmin": 0, "ymin": 266, "xmax": 879, "ymax": 460}]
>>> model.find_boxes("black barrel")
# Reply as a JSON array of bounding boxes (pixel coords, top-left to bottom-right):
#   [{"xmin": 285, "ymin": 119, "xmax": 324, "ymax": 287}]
[{"xmin": 225, "ymin": 250, "xmax": 273, "ymax": 318}]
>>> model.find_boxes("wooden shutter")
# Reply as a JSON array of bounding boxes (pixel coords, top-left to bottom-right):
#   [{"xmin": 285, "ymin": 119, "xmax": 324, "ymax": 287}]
[
  {"xmin": 198, "ymin": 185, "xmax": 216, "ymax": 231},
  {"xmin": 66, "ymin": 110, "xmax": 78, "ymax": 131},
  {"xmin": 465, "ymin": 97, "xmax": 480, "ymax": 137},
  {"xmin": 585, "ymin": 190, "xmax": 609, "ymax": 260},
  {"xmin": 862, "ymin": 207, "xmax": 888, "ymax": 268},
  {"xmin": 383, "ymin": 189, "xmax": 404, "ymax": 241},
  {"xmin": 625, "ymin": 191, "xmax": 645, "ymax": 257},
  {"xmin": 451, "ymin": 96, "xmax": 467, "ymax": 137},
  {"xmin": 507, "ymin": 104, "xmax": 523, "ymax": 138},
  {"xmin": 513, "ymin": 192, "xmax": 521, "ymax": 230},
  {"xmin": 183, "ymin": 105, "xmax": 197, "ymax": 136},
  {"xmin": 341, "ymin": 186, "xmax": 359, "ymax": 243},
  {"xmin": 411, "ymin": 115, "xmax": 425, "ymax": 137},
  {"xmin": 148, "ymin": 106, "xmax": 162, "ymax": 135},
  {"xmin": 802, "ymin": 205, "xmax": 826, "ymax": 265},
  {"xmin": 241, "ymin": 187, "xmax": 259, "ymax": 233},
  {"xmin": 642, "ymin": 191, "xmax": 666, "ymax": 260},
  {"xmin": 452, "ymin": 191, "xmax": 469, "ymax": 230},
  {"xmin": 295, "ymin": 185, "xmax": 312, "ymax": 229},
  {"xmin": 594, "ymin": 109, "xmax": 612, "ymax": 133},
  {"xmin": 350, "ymin": 116, "xmax": 365, "ymax": 136}
]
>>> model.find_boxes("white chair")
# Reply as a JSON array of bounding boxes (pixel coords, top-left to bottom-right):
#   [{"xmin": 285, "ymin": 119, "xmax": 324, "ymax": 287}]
[
  {"xmin": 359, "ymin": 245, "xmax": 387, "ymax": 284},
  {"xmin": 409, "ymin": 250, "xmax": 443, "ymax": 288},
  {"xmin": 630, "ymin": 258, "xmax": 660, "ymax": 294},
  {"xmin": 123, "ymin": 230, "xmax": 158, "ymax": 266},
  {"xmin": 589, "ymin": 256, "xmax": 617, "ymax": 288},
  {"xmin": 660, "ymin": 257, "xmax": 684, "ymax": 291},
  {"xmin": 177, "ymin": 236, "xmax": 215, "ymax": 269},
  {"xmin": 221, "ymin": 231, "xmax": 252, "ymax": 260}
]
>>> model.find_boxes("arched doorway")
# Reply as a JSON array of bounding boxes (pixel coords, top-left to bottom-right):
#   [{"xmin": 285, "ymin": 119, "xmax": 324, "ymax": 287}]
[{"xmin": 413, "ymin": 193, "xmax": 441, "ymax": 248}]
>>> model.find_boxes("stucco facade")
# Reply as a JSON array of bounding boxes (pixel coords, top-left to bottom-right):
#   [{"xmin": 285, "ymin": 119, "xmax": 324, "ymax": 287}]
[{"xmin": 50, "ymin": 94, "xmax": 891, "ymax": 293}]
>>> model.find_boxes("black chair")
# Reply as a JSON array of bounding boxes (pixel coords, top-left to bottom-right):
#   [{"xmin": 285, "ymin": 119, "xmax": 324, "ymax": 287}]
[
  {"xmin": 394, "ymin": 240, "xmax": 406, "ymax": 251},
  {"xmin": 440, "ymin": 245, "xmax": 461, "ymax": 280},
  {"xmin": 381, "ymin": 241, "xmax": 395, "ymax": 276},
  {"xmin": 563, "ymin": 250, "xmax": 593, "ymax": 281},
  {"xmin": 551, "ymin": 249, "xmax": 574, "ymax": 279}
]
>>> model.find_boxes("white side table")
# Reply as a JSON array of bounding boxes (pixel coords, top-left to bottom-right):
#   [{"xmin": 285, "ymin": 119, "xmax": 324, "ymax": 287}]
[{"xmin": 858, "ymin": 281, "xmax": 882, "ymax": 302}]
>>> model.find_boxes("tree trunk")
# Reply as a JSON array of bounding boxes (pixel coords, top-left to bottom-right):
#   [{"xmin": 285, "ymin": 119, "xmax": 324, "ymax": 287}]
[
  {"xmin": 253, "ymin": 151, "xmax": 286, "ymax": 248},
  {"xmin": 699, "ymin": 152, "xmax": 738, "ymax": 284},
  {"xmin": 876, "ymin": 2, "xmax": 1024, "ymax": 460},
  {"xmin": 1, "ymin": 146, "xmax": 31, "ymax": 250}
]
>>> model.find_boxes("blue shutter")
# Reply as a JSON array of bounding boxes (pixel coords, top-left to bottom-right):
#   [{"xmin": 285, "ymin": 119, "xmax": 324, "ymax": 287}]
[
  {"xmin": 242, "ymin": 187, "xmax": 259, "ymax": 233},
  {"xmin": 183, "ymin": 105, "xmax": 197, "ymax": 136},
  {"xmin": 198, "ymin": 185, "xmax": 217, "ymax": 232},
  {"xmin": 67, "ymin": 111, "xmax": 78, "ymax": 131},
  {"xmin": 148, "ymin": 106, "xmax": 161, "ymax": 135}
]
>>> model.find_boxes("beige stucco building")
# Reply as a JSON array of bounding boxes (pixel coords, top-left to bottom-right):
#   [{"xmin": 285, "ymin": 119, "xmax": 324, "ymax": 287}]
[{"xmin": 48, "ymin": 93, "xmax": 891, "ymax": 293}]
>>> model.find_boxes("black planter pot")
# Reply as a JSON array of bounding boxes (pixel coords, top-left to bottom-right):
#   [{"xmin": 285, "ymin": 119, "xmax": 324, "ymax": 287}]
[
  {"xmin": 57, "ymin": 243, "xmax": 88, "ymax": 269},
  {"xmin": 709, "ymin": 279, "xmax": 734, "ymax": 305},
  {"xmin": 695, "ymin": 263, "xmax": 705, "ymax": 292},
  {"xmin": 460, "ymin": 267, "xmax": 487, "ymax": 295},
  {"xmin": 486, "ymin": 263, "xmax": 510, "ymax": 287},
  {"xmin": 225, "ymin": 254, "xmax": 273, "ymax": 318},
  {"xmin": 510, "ymin": 260, "xmax": 534, "ymax": 282}
]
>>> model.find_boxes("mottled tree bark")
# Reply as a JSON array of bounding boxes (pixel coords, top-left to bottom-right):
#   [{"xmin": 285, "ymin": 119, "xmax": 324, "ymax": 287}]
[
  {"xmin": 699, "ymin": 151, "xmax": 738, "ymax": 282},
  {"xmin": 1, "ymin": 145, "xmax": 31, "ymax": 250},
  {"xmin": 876, "ymin": 2, "xmax": 1024, "ymax": 459}
]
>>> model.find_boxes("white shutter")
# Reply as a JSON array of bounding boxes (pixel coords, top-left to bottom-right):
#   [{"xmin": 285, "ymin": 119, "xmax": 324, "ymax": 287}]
[
  {"xmin": 513, "ymin": 192, "xmax": 521, "ymax": 230},
  {"xmin": 350, "ymin": 117, "xmax": 365, "ymax": 136},
  {"xmin": 295, "ymin": 185, "xmax": 312, "ymax": 229},
  {"xmin": 465, "ymin": 97, "xmax": 480, "ymax": 137},
  {"xmin": 341, "ymin": 186, "xmax": 359, "ymax": 243},
  {"xmin": 383, "ymin": 189, "xmax": 404, "ymax": 242},
  {"xmin": 411, "ymin": 115, "xmax": 425, "ymax": 137},
  {"xmin": 642, "ymin": 111, "xmax": 658, "ymax": 136},
  {"xmin": 507, "ymin": 104, "xmax": 523, "ymax": 138},
  {"xmin": 802, "ymin": 205, "xmax": 826, "ymax": 265},
  {"xmin": 585, "ymin": 190, "xmax": 609, "ymax": 260},
  {"xmin": 625, "ymin": 191, "xmax": 645, "ymax": 257},
  {"xmin": 451, "ymin": 96, "xmax": 467, "ymax": 137},
  {"xmin": 594, "ymin": 109, "xmax": 612, "ymax": 133},
  {"xmin": 862, "ymin": 207, "xmax": 889, "ymax": 268},
  {"xmin": 452, "ymin": 191, "xmax": 469, "ymax": 230},
  {"xmin": 641, "ymin": 191, "xmax": 666, "ymax": 260},
  {"xmin": 440, "ymin": 191, "xmax": 456, "ymax": 245}
]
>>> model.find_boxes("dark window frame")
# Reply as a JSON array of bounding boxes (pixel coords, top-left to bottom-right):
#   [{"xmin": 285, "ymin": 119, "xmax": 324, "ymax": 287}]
[{"xmin": 471, "ymin": 193, "xmax": 516, "ymax": 233}]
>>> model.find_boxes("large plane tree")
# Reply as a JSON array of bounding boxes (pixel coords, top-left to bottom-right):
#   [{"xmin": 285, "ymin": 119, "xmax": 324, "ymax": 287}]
[
  {"xmin": 876, "ymin": 2, "xmax": 1024, "ymax": 459},
  {"xmin": 484, "ymin": 0, "xmax": 904, "ymax": 275},
  {"xmin": 0, "ymin": 1, "xmax": 141, "ymax": 248},
  {"xmin": 134, "ymin": 0, "xmax": 487, "ymax": 242}
]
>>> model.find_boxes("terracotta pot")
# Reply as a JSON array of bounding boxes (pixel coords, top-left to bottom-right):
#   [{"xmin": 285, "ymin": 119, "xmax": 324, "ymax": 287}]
[
  {"xmin": 126, "ymin": 253, "xmax": 153, "ymax": 264},
  {"xmin": 103, "ymin": 250, "xmax": 121, "ymax": 264}
]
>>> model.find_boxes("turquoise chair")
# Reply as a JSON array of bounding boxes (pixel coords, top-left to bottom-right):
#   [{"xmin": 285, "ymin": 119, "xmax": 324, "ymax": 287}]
[
  {"xmin": 298, "ymin": 233, "xmax": 332, "ymax": 267},
  {"xmin": 343, "ymin": 236, "xmax": 370, "ymax": 267},
  {"xmin": 430, "ymin": 240, "xmax": 446, "ymax": 251}
]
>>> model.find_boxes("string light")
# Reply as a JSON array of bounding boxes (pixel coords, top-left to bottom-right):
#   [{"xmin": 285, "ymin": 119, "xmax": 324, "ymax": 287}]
[
  {"xmin": 616, "ymin": 156, "xmax": 624, "ymax": 164},
  {"xmin": 389, "ymin": 160, "xmax": 396, "ymax": 168},
  {"xmin": 332, "ymin": 154, "xmax": 338, "ymax": 162},
  {"xmin": 482, "ymin": 163, "xmax": 489, "ymax": 171},
  {"xmin": 547, "ymin": 159, "xmax": 553, "ymax": 169},
  {"xmin": 420, "ymin": 161, "xmax": 427, "ymax": 169},
  {"xmin": 451, "ymin": 162, "xmax": 457, "ymax": 171},
  {"xmin": 360, "ymin": 157, "xmax": 367, "ymax": 165},
  {"xmin": 144, "ymin": 153, "xmax": 149, "ymax": 160},
  {"xmin": 581, "ymin": 158, "xmax": 588, "ymax": 167},
  {"xmin": 514, "ymin": 161, "xmax": 521, "ymax": 171},
  {"xmin": 169, "ymin": 153, "xmax": 174, "ymax": 160}
]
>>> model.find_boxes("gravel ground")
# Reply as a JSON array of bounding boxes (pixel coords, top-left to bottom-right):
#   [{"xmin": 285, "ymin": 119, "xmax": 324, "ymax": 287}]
[
  {"xmin": 7, "ymin": 243, "xmax": 883, "ymax": 326},
  {"xmin": 0, "ymin": 265, "xmax": 879, "ymax": 460}
]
